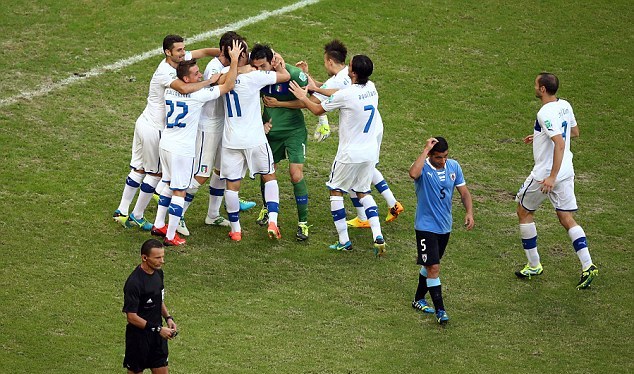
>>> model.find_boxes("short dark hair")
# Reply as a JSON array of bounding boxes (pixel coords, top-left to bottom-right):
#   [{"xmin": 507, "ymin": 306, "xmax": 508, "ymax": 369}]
[
  {"xmin": 430, "ymin": 137, "xmax": 449, "ymax": 154},
  {"xmin": 324, "ymin": 39, "xmax": 347, "ymax": 64},
  {"xmin": 351, "ymin": 55, "xmax": 373, "ymax": 85},
  {"xmin": 250, "ymin": 43, "xmax": 273, "ymax": 63},
  {"xmin": 220, "ymin": 32, "xmax": 247, "ymax": 61},
  {"xmin": 537, "ymin": 72, "xmax": 559, "ymax": 95},
  {"xmin": 141, "ymin": 239, "xmax": 163, "ymax": 256},
  {"xmin": 176, "ymin": 59, "xmax": 197, "ymax": 80},
  {"xmin": 163, "ymin": 34, "xmax": 184, "ymax": 54}
]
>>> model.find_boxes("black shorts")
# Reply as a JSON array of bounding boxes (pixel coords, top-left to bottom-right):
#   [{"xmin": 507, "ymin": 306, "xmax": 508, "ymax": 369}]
[
  {"xmin": 123, "ymin": 325, "xmax": 168, "ymax": 373},
  {"xmin": 416, "ymin": 230, "xmax": 450, "ymax": 266}
]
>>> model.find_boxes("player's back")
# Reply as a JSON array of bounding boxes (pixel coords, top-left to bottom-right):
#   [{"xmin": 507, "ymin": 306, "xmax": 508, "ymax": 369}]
[
  {"xmin": 200, "ymin": 57, "xmax": 226, "ymax": 132},
  {"xmin": 532, "ymin": 98, "xmax": 576, "ymax": 180}
]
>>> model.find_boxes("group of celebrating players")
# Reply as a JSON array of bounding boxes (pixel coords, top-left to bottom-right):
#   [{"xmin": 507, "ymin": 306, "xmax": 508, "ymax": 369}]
[{"xmin": 111, "ymin": 31, "xmax": 403, "ymax": 254}]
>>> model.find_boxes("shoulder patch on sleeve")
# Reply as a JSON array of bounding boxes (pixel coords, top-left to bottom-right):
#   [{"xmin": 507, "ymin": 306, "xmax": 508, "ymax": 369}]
[{"xmin": 544, "ymin": 120, "xmax": 553, "ymax": 130}]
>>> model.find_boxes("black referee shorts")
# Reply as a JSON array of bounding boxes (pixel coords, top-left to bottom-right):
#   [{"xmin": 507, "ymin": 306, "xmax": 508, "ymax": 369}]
[
  {"xmin": 123, "ymin": 325, "xmax": 168, "ymax": 373},
  {"xmin": 416, "ymin": 230, "xmax": 450, "ymax": 266}
]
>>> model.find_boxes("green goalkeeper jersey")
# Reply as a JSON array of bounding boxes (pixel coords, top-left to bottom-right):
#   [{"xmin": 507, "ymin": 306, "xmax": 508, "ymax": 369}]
[{"xmin": 261, "ymin": 63, "xmax": 308, "ymax": 134}]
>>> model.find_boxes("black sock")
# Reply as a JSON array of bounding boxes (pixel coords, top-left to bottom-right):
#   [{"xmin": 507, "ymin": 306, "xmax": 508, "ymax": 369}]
[
  {"xmin": 428, "ymin": 285, "xmax": 445, "ymax": 311},
  {"xmin": 259, "ymin": 177, "xmax": 266, "ymax": 205},
  {"xmin": 414, "ymin": 274, "xmax": 428, "ymax": 301}
]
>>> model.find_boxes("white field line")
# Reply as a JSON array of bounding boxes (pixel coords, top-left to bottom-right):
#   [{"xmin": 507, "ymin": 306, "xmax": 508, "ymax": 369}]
[{"xmin": 0, "ymin": 0, "xmax": 320, "ymax": 108}]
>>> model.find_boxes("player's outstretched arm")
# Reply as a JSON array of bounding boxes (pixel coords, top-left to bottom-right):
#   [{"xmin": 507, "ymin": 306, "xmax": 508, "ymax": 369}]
[
  {"xmin": 191, "ymin": 47, "xmax": 222, "ymax": 59},
  {"xmin": 289, "ymin": 81, "xmax": 325, "ymax": 116},
  {"xmin": 457, "ymin": 185, "xmax": 474, "ymax": 230},
  {"xmin": 409, "ymin": 138, "xmax": 438, "ymax": 179},
  {"xmin": 171, "ymin": 76, "xmax": 215, "ymax": 94},
  {"xmin": 263, "ymin": 96, "xmax": 306, "ymax": 109}
]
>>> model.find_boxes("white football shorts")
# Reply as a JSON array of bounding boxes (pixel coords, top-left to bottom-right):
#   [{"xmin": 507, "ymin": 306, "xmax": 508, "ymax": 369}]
[
  {"xmin": 194, "ymin": 129, "xmax": 223, "ymax": 178},
  {"xmin": 326, "ymin": 160, "xmax": 374, "ymax": 194},
  {"xmin": 159, "ymin": 149, "xmax": 195, "ymax": 191},
  {"xmin": 130, "ymin": 115, "xmax": 161, "ymax": 174},
  {"xmin": 220, "ymin": 143, "xmax": 275, "ymax": 181},
  {"xmin": 516, "ymin": 175, "xmax": 578, "ymax": 211}
]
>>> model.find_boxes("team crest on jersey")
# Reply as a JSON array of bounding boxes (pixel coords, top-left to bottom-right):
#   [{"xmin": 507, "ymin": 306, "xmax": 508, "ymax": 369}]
[
  {"xmin": 450, "ymin": 173, "xmax": 456, "ymax": 181},
  {"xmin": 544, "ymin": 120, "xmax": 553, "ymax": 130},
  {"xmin": 201, "ymin": 165, "xmax": 209, "ymax": 174}
]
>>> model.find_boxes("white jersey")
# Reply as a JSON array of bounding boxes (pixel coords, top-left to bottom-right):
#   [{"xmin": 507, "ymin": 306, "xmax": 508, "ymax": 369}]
[
  {"xmin": 199, "ymin": 57, "xmax": 226, "ymax": 133},
  {"xmin": 531, "ymin": 98, "xmax": 576, "ymax": 181},
  {"xmin": 222, "ymin": 70, "xmax": 277, "ymax": 149},
  {"xmin": 313, "ymin": 66, "xmax": 351, "ymax": 102},
  {"xmin": 139, "ymin": 52, "xmax": 192, "ymax": 130},
  {"xmin": 161, "ymin": 86, "xmax": 222, "ymax": 157},
  {"xmin": 321, "ymin": 81, "xmax": 383, "ymax": 163}
]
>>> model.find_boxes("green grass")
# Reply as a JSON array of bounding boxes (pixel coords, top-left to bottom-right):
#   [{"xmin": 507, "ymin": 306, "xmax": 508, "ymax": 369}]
[{"xmin": 0, "ymin": 0, "xmax": 632, "ymax": 373}]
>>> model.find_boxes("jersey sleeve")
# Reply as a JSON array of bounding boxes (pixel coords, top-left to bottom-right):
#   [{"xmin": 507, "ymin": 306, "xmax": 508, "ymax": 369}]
[
  {"xmin": 321, "ymin": 90, "xmax": 346, "ymax": 112},
  {"xmin": 568, "ymin": 102, "xmax": 577, "ymax": 127},
  {"xmin": 156, "ymin": 67, "xmax": 178, "ymax": 89},
  {"xmin": 454, "ymin": 161, "xmax": 466, "ymax": 187},
  {"xmin": 254, "ymin": 71, "xmax": 278, "ymax": 89},
  {"xmin": 537, "ymin": 110, "xmax": 562, "ymax": 138},
  {"xmin": 122, "ymin": 278, "xmax": 140, "ymax": 313},
  {"xmin": 195, "ymin": 86, "xmax": 221, "ymax": 103},
  {"xmin": 289, "ymin": 64, "xmax": 309, "ymax": 88}
]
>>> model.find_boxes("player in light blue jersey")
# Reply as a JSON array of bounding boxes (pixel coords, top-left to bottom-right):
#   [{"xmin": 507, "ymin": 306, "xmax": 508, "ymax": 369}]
[{"xmin": 409, "ymin": 137, "xmax": 474, "ymax": 325}]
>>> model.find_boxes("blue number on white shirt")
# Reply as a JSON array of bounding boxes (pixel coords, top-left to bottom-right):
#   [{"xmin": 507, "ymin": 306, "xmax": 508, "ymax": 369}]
[
  {"xmin": 225, "ymin": 90, "xmax": 242, "ymax": 117},
  {"xmin": 165, "ymin": 100, "xmax": 188, "ymax": 128},
  {"xmin": 561, "ymin": 121, "xmax": 568, "ymax": 141},
  {"xmin": 363, "ymin": 105, "xmax": 375, "ymax": 133}
]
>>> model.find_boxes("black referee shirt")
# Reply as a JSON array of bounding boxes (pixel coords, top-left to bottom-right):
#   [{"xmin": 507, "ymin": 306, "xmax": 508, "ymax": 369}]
[{"xmin": 123, "ymin": 266, "xmax": 164, "ymax": 328}]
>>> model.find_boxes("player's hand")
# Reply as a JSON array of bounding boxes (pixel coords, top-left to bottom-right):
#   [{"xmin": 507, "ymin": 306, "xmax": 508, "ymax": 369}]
[
  {"xmin": 227, "ymin": 40, "xmax": 242, "ymax": 62},
  {"xmin": 314, "ymin": 123, "xmax": 330, "ymax": 142},
  {"xmin": 289, "ymin": 81, "xmax": 308, "ymax": 99},
  {"xmin": 263, "ymin": 96, "xmax": 280, "ymax": 108},
  {"xmin": 295, "ymin": 60, "xmax": 308, "ymax": 73},
  {"xmin": 424, "ymin": 138, "xmax": 438, "ymax": 152},
  {"xmin": 166, "ymin": 319, "xmax": 177, "ymax": 331},
  {"xmin": 538, "ymin": 176, "xmax": 556, "ymax": 193},
  {"xmin": 464, "ymin": 213, "xmax": 475, "ymax": 230},
  {"xmin": 523, "ymin": 134, "xmax": 534, "ymax": 144},
  {"xmin": 264, "ymin": 120, "xmax": 273, "ymax": 134},
  {"xmin": 306, "ymin": 75, "xmax": 319, "ymax": 92},
  {"xmin": 159, "ymin": 327, "xmax": 175, "ymax": 340},
  {"xmin": 272, "ymin": 53, "xmax": 285, "ymax": 70}
]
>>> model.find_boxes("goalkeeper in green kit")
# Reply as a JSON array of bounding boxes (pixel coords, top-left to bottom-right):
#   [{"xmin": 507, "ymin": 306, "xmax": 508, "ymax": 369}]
[{"xmin": 251, "ymin": 44, "xmax": 311, "ymax": 241}]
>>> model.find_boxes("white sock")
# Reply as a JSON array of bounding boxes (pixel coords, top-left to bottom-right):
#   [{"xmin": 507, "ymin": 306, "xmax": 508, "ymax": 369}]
[
  {"xmin": 117, "ymin": 171, "xmax": 144, "ymax": 215},
  {"xmin": 153, "ymin": 184, "xmax": 172, "ymax": 229},
  {"xmin": 360, "ymin": 195, "xmax": 382, "ymax": 239},
  {"xmin": 568, "ymin": 225, "xmax": 592, "ymax": 270},
  {"xmin": 349, "ymin": 191, "xmax": 367, "ymax": 220},
  {"xmin": 132, "ymin": 174, "xmax": 160, "ymax": 219},
  {"xmin": 264, "ymin": 180, "xmax": 280, "ymax": 225},
  {"xmin": 207, "ymin": 173, "xmax": 225, "ymax": 218},
  {"xmin": 225, "ymin": 189, "xmax": 241, "ymax": 233},
  {"xmin": 520, "ymin": 222, "xmax": 540, "ymax": 267},
  {"xmin": 372, "ymin": 169, "xmax": 397, "ymax": 208},
  {"xmin": 166, "ymin": 195, "xmax": 184, "ymax": 240},
  {"xmin": 330, "ymin": 195, "xmax": 349, "ymax": 244},
  {"xmin": 183, "ymin": 179, "xmax": 201, "ymax": 215}
]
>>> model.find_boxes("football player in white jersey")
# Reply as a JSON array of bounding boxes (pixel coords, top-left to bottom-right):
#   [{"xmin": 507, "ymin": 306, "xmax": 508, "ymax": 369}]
[
  {"xmin": 150, "ymin": 41, "xmax": 242, "ymax": 246},
  {"xmin": 267, "ymin": 40, "xmax": 404, "ymax": 227},
  {"xmin": 220, "ymin": 44, "xmax": 290, "ymax": 242},
  {"xmin": 289, "ymin": 54, "xmax": 386, "ymax": 256},
  {"xmin": 176, "ymin": 32, "xmax": 256, "ymax": 236},
  {"xmin": 113, "ymin": 34, "xmax": 221, "ymax": 231},
  {"xmin": 514, "ymin": 72, "xmax": 598, "ymax": 289}
]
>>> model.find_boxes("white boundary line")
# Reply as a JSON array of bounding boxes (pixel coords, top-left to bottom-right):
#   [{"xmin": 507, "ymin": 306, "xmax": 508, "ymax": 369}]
[{"xmin": 0, "ymin": 0, "xmax": 320, "ymax": 108}]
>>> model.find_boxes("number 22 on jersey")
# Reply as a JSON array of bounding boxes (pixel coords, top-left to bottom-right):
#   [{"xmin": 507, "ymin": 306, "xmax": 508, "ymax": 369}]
[{"xmin": 165, "ymin": 100, "xmax": 188, "ymax": 128}]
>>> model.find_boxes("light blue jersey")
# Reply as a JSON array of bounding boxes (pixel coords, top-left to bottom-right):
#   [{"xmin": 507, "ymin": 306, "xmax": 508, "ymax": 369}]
[{"xmin": 414, "ymin": 159, "xmax": 465, "ymax": 234}]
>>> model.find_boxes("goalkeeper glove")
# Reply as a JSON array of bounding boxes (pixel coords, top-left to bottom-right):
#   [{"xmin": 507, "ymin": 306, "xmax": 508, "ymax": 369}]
[{"xmin": 314, "ymin": 123, "xmax": 330, "ymax": 142}]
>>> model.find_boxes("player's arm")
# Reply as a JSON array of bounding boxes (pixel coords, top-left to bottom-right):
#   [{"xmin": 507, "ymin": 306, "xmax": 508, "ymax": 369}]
[
  {"xmin": 170, "ymin": 78, "xmax": 214, "ymax": 94},
  {"xmin": 409, "ymin": 138, "xmax": 438, "ymax": 180},
  {"xmin": 570, "ymin": 124, "xmax": 579, "ymax": 138},
  {"xmin": 289, "ymin": 81, "xmax": 325, "ymax": 115},
  {"xmin": 539, "ymin": 134, "xmax": 564, "ymax": 193},
  {"xmin": 161, "ymin": 302, "xmax": 177, "ymax": 331},
  {"xmin": 456, "ymin": 184, "xmax": 474, "ymax": 230},
  {"xmin": 263, "ymin": 96, "xmax": 306, "ymax": 109},
  {"xmin": 214, "ymin": 40, "xmax": 241, "ymax": 95},
  {"xmin": 310, "ymin": 86, "xmax": 339, "ymax": 97},
  {"xmin": 190, "ymin": 48, "xmax": 222, "ymax": 59}
]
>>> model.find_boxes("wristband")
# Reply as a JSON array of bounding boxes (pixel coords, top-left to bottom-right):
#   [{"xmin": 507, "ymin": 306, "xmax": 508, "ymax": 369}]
[
  {"xmin": 145, "ymin": 322, "xmax": 161, "ymax": 333},
  {"xmin": 165, "ymin": 315, "xmax": 174, "ymax": 323}
]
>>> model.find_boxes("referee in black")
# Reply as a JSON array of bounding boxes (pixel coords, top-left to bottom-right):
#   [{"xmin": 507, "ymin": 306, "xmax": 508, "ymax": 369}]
[{"xmin": 123, "ymin": 239, "xmax": 178, "ymax": 373}]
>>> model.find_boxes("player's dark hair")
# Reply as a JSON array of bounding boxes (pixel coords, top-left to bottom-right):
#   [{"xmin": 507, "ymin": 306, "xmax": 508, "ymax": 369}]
[
  {"xmin": 538, "ymin": 72, "xmax": 559, "ymax": 95},
  {"xmin": 176, "ymin": 59, "xmax": 197, "ymax": 80},
  {"xmin": 221, "ymin": 32, "xmax": 247, "ymax": 62},
  {"xmin": 324, "ymin": 39, "xmax": 347, "ymax": 64},
  {"xmin": 163, "ymin": 34, "xmax": 184, "ymax": 53},
  {"xmin": 250, "ymin": 44, "xmax": 274, "ymax": 63},
  {"xmin": 430, "ymin": 137, "xmax": 449, "ymax": 155},
  {"xmin": 351, "ymin": 55, "xmax": 373, "ymax": 85},
  {"xmin": 141, "ymin": 239, "xmax": 163, "ymax": 256}
]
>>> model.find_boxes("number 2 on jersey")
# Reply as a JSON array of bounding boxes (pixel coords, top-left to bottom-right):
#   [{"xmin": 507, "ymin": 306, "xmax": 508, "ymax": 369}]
[
  {"xmin": 225, "ymin": 90, "xmax": 242, "ymax": 117},
  {"xmin": 165, "ymin": 100, "xmax": 188, "ymax": 128},
  {"xmin": 363, "ymin": 105, "xmax": 375, "ymax": 133}
]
